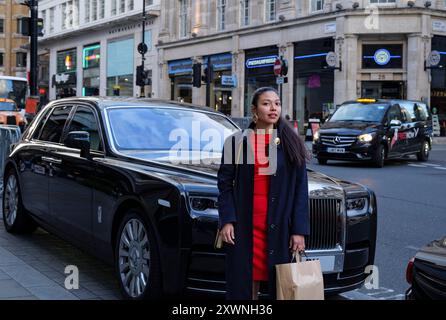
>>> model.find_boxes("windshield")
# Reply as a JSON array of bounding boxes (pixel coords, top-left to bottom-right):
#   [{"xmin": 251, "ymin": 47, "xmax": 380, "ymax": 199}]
[
  {"xmin": 107, "ymin": 107, "xmax": 239, "ymax": 157},
  {"xmin": 329, "ymin": 103, "xmax": 388, "ymax": 122},
  {"xmin": 0, "ymin": 102, "xmax": 17, "ymax": 111},
  {"xmin": 0, "ymin": 79, "xmax": 27, "ymax": 109}
]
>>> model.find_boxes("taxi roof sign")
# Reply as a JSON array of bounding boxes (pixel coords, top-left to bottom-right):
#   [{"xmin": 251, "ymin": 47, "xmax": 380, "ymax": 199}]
[
  {"xmin": 0, "ymin": 98, "xmax": 15, "ymax": 103},
  {"xmin": 356, "ymin": 98, "xmax": 377, "ymax": 103}
]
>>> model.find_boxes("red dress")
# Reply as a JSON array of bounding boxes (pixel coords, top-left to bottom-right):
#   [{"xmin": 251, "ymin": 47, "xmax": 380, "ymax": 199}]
[{"xmin": 252, "ymin": 133, "xmax": 271, "ymax": 281}]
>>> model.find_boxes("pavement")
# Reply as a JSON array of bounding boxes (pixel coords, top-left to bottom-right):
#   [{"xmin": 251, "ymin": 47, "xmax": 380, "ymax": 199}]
[{"xmin": 0, "ymin": 217, "xmax": 120, "ymax": 300}]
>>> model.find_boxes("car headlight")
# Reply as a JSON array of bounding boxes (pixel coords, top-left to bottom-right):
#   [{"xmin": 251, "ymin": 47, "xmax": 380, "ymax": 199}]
[
  {"xmin": 358, "ymin": 133, "xmax": 374, "ymax": 143},
  {"xmin": 313, "ymin": 131, "xmax": 320, "ymax": 142},
  {"xmin": 188, "ymin": 196, "xmax": 218, "ymax": 217},
  {"xmin": 346, "ymin": 197, "xmax": 369, "ymax": 217}
]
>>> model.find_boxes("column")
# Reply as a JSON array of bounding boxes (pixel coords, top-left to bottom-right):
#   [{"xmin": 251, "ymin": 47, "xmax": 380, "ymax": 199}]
[
  {"xmin": 49, "ymin": 48, "xmax": 57, "ymax": 100},
  {"xmin": 76, "ymin": 46, "xmax": 83, "ymax": 96},
  {"xmin": 407, "ymin": 33, "xmax": 430, "ymax": 101},
  {"xmin": 232, "ymin": 50, "xmax": 245, "ymax": 117},
  {"xmin": 334, "ymin": 34, "xmax": 358, "ymax": 106}
]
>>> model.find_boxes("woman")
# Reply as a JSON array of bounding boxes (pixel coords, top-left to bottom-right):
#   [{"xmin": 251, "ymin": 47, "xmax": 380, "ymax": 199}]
[{"xmin": 217, "ymin": 87, "xmax": 310, "ymax": 300}]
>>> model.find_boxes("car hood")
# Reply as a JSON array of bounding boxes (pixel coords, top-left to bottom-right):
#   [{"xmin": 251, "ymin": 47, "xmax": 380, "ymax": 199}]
[
  {"xmin": 320, "ymin": 121, "xmax": 381, "ymax": 135},
  {"xmin": 118, "ymin": 150, "xmax": 358, "ymax": 196},
  {"xmin": 415, "ymin": 236, "xmax": 446, "ymax": 267}
]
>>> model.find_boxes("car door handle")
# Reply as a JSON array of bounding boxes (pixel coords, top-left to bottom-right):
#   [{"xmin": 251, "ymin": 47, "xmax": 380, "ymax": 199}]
[{"xmin": 41, "ymin": 156, "xmax": 62, "ymax": 164}]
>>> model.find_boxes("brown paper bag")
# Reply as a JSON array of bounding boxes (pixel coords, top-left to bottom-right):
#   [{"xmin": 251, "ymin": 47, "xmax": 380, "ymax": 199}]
[{"xmin": 275, "ymin": 252, "xmax": 325, "ymax": 300}]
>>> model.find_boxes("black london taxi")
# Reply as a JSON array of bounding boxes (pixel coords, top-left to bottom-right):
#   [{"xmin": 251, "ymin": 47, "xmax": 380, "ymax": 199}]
[{"xmin": 312, "ymin": 99, "xmax": 433, "ymax": 167}]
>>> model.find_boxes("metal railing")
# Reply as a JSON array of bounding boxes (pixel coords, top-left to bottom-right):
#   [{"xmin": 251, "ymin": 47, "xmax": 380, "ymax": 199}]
[{"xmin": 0, "ymin": 125, "xmax": 22, "ymax": 194}]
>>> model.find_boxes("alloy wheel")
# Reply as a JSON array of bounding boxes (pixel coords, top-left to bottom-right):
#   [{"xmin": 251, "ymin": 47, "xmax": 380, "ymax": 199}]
[
  {"xmin": 4, "ymin": 174, "xmax": 19, "ymax": 227},
  {"xmin": 118, "ymin": 218, "xmax": 151, "ymax": 298}
]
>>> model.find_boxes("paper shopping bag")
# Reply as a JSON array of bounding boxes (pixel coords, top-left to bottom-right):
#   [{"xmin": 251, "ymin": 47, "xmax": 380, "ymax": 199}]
[{"xmin": 275, "ymin": 252, "xmax": 325, "ymax": 300}]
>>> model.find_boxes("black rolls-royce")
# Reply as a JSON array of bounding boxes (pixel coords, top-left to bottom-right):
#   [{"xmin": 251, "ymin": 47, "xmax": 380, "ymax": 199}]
[{"xmin": 2, "ymin": 97, "xmax": 377, "ymax": 299}]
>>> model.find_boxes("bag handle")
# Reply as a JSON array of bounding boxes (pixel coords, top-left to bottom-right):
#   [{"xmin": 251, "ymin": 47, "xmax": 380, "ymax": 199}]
[{"xmin": 291, "ymin": 250, "xmax": 308, "ymax": 263}]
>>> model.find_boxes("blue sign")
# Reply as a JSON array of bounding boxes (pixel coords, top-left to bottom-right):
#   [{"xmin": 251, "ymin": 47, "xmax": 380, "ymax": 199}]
[
  {"xmin": 245, "ymin": 55, "xmax": 278, "ymax": 69},
  {"xmin": 221, "ymin": 75, "xmax": 237, "ymax": 87},
  {"xmin": 168, "ymin": 59, "xmax": 193, "ymax": 75}
]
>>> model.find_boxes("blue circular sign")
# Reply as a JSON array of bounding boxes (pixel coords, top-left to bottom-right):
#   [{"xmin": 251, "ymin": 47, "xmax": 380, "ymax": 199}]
[{"xmin": 374, "ymin": 49, "xmax": 391, "ymax": 66}]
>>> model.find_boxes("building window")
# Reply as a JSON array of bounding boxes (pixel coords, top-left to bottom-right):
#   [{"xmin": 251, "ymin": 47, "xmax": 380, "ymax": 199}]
[
  {"xmin": 0, "ymin": 18, "xmax": 4, "ymax": 33},
  {"xmin": 266, "ymin": 0, "xmax": 276, "ymax": 22},
  {"xmin": 310, "ymin": 0, "xmax": 324, "ymax": 12},
  {"xmin": 120, "ymin": 0, "xmax": 125, "ymax": 14},
  {"xmin": 128, "ymin": 0, "xmax": 134, "ymax": 11},
  {"xmin": 370, "ymin": 0, "xmax": 395, "ymax": 3},
  {"xmin": 16, "ymin": 52, "xmax": 27, "ymax": 68},
  {"xmin": 0, "ymin": 53, "xmax": 4, "ymax": 67},
  {"xmin": 217, "ymin": 0, "xmax": 226, "ymax": 31},
  {"xmin": 49, "ymin": 7, "xmax": 54, "ymax": 32},
  {"xmin": 73, "ymin": 0, "xmax": 79, "ymax": 26},
  {"xmin": 107, "ymin": 38, "xmax": 134, "ymax": 96},
  {"xmin": 111, "ymin": 0, "xmax": 117, "ymax": 15},
  {"xmin": 92, "ymin": 0, "xmax": 98, "ymax": 21},
  {"xmin": 179, "ymin": 0, "xmax": 189, "ymax": 38},
  {"xmin": 85, "ymin": 0, "xmax": 90, "ymax": 22},
  {"xmin": 241, "ymin": 0, "xmax": 250, "ymax": 26},
  {"xmin": 98, "ymin": 0, "xmax": 104, "ymax": 18}
]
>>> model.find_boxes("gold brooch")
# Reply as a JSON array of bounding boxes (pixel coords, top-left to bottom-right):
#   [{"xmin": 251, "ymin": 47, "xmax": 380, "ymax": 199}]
[{"xmin": 274, "ymin": 137, "xmax": 281, "ymax": 145}]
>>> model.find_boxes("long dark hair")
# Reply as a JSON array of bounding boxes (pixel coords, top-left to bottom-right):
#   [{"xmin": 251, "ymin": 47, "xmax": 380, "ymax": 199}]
[{"xmin": 251, "ymin": 87, "xmax": 310, "ymax": 167}]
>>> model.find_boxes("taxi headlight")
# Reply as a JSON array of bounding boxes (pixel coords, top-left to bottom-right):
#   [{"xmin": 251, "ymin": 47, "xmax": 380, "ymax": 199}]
[
  {"xmin": 313, "ymin": 131, "xmax": 320, "ymax": 142},
  {"xmin": 358, "ymin": 133, "xmax": 374, "ymax": 143}
]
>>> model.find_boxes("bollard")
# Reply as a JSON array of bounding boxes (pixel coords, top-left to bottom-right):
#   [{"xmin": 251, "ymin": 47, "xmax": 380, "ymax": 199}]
[{"xmin": 0, "ymin": 125, "xmax": 22, "ymax": 195}]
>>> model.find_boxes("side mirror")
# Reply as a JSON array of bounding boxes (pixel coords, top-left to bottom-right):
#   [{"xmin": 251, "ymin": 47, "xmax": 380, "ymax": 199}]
[
  {"xmin": 64, "ymin": 131, "xmax": 91, "ymax": 158},
  {"xmin": 390, "ymin": 119, "xmax": 401, "ymax": 127}
]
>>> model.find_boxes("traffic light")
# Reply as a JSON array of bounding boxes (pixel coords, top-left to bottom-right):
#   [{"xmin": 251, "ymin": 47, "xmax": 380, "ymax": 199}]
[
  {"xmin": 19, "ymin": 17, "xmax": 44, "ymax": 37},
  {"xmin": 202, "ymin": 64, "xmax": 213, "ymax": 84},
  {"xmin": 136, "ymin": 65, "xmax": 145, "ymax": 87},
  {"xmin": 280, "ymin": 57, "xmax": 288, "ymax": 76},
  {"xmin": 193, "ymin": 63, "xmax": 202, "ymax": 88}
]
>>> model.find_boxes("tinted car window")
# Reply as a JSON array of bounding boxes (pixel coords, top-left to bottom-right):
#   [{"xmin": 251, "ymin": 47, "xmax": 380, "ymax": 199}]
[
  {"xmin": 330, "ymin": 103, "xmax": 388, "ymax": 122},
  {"xmin": 415, "ymin": 103, "xmax": 429, "ymax": 121},
  {"xmin": 399, "ymin": 102, "xmax": 416, "ymax": 122},
  {"xmin": 387, "ymin": 105, "xmax": 402, "ymax": 123},
  {"xmin": 31, "ymin": 108, "xmax": 52, "ymax": 140},
  {"xmin": 107, "ymin": 107, "xmax": 238, "ymax": 152},
  {"xmin": 67, "ymin": 106, "xmax": 102, "ymax": 151},
  {"xmin": 38, "ymin": 106, "xmax": 73, "ymax": 143}
]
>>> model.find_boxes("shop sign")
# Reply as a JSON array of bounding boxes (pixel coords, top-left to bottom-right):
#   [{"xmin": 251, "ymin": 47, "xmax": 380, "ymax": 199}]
[
  {"xmin": 168, "ymin": 59, "xmax": 193, "ymax": 75},
  {"xmin": 221, "ymin": 75, "xmax": 237, "ymax": 87},
  {"xmin": 373, "ymin": 49, "xmax": 391, "ymax": 66},
  {"xmin": 324, "ymin": 23, "xmax": 336, "ymax": 34},
  {"xmin": 208, "ymin": 53, "xmax": 232, "ymax": 71},
  {"xmin": 428, "ymin": 50, "xmax": 441, "ymax": 67},
  {"xmin": 245, "ymin": 55, "xmax": 278, "ymax": 69},
  {"xmin": 57, "ymin": 49, "xmax": 77, "ymax": 73},
  {"xmin": 431, "ymin": 89, "xmax": 446, "ymax": 97},
  {"xmin": 83, "ymin": 44, "xmax": 101, "ymax": 69},
  {"xmin": 433, "ymin": 20, "xmax": 446, "ymax": 33},
  {"xmin": 52, "ymin": 73, "xmax": 76, "ymax": 87}
]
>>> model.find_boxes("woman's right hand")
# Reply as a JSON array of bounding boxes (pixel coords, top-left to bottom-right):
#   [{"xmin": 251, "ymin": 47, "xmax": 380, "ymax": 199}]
[{"xmin": 220, "ymin": 223, "xmax": 235, "ymax": 245}]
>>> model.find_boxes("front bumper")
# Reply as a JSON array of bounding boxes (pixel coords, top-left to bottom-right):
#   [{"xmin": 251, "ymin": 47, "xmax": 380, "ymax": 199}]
[{"xmin": 312, "ymin": 141, "xmax": 379, "ymax": 161}]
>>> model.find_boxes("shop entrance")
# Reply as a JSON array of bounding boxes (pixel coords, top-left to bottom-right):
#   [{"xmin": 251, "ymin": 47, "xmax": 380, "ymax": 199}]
[{"xmin": 361, "ymin": 81, "xmax": 405, "ymax": 99}]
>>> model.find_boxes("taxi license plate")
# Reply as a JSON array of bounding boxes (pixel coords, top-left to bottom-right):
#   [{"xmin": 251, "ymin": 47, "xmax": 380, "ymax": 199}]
[
  {"xmin": 303, "ymin": 255, "xmax": 335, "ymax": 272},
  {"xmin": 327, "ymin": 147, "xmax": 345, "ymax": 154}
]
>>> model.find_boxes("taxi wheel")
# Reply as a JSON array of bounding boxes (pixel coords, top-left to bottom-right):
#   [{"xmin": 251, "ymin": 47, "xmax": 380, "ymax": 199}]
[
  {"xmin": 317, "ymin": 157, "xmax": 328, "ymax": 165},
  {"xmin": 372, "ymin": 144, "xmax": 385, "ymax": 168},
  {"xmin": 416, "ymin": 141, "xmax": 429, "ymax": 162}
]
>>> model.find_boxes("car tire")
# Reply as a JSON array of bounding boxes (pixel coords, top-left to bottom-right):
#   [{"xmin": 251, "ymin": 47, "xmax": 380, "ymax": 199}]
[
  {"xmin": 317, "ymin": 157, "xmax": 328, "ymax": 165},
  {"xmin": 2, "ymin": 170, "xmax": 37, "ymax": 234},
  {"xmin": 115, "ymin": 209, "xmax": 162, "ymax": 300},
  {"xmin": 372, "ymin": 144, "xmax": 385, "ymax": 168},
  {"xmin": 416, "ymin": 141, "xmax": 429, "ymax": 162}
]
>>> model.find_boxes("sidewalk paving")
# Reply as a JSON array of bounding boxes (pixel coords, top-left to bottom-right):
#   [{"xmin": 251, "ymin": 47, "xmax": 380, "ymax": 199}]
[{"xmin": 0, "ymin": 212, "xmax": 121, "ymax": 300}]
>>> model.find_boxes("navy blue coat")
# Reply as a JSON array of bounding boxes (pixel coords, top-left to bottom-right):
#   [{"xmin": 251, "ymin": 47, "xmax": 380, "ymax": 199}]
[{"xmin": 217, "ymin": 122, "xmax": 310, "ymax": 300}]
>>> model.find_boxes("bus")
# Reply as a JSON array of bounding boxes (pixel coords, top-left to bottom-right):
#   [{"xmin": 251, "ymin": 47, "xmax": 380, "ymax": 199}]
[{"xmin": 0, "ymin": 76, "xmax": 28, "ymax": 110}]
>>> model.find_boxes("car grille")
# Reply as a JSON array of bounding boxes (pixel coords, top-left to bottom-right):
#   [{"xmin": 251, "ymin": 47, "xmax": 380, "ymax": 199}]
[
  {"xmin": 305, "ymin": 198, "xmax": 342, "ymax": 250},
  {"xmin": 413, "ymin": 259, "xmax": 446, "ymax": 299},
  {"xmin": 6, "ymin": 116, "xmax": 17, "ymax": 125},
  {"xmin": 320, "ymin": 135, "xmax": 356, "ymax": 147}
]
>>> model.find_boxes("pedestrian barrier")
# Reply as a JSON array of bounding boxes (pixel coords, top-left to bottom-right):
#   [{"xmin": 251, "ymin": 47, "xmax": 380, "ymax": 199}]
[{"xmin": 0, "ymin": 125, "xmax": 22, "ymax": 194}]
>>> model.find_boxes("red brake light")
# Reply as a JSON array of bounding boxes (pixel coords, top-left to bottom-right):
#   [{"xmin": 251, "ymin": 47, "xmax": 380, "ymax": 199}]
[{"xmin": 406, "ymin": 257, "xmax": 415, "ymax": 285}]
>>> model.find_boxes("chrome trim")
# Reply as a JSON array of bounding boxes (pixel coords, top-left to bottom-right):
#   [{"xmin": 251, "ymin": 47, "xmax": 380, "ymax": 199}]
[
  {"xmin": 321, "ymin": 135, "xmax": 357, "ymax": 147},
  {"xmin": 186, "ymin": 287, "xmax": 226, "ymax": 294},
  {"xmin": 187, "ymin": 278, "xmax": 226, "ymax": 284}
]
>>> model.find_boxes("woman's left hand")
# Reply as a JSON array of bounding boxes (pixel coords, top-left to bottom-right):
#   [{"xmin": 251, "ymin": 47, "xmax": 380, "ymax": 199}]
[{"xmin": 289, "ymin": 234, "xmax": 305, "ymax": 253}]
